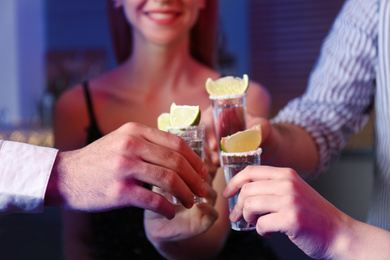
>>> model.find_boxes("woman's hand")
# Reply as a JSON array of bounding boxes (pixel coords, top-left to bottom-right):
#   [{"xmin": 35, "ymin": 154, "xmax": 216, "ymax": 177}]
[{"xmin": 144, "ymin": 174, "xmax": 218, "ymax": 243}]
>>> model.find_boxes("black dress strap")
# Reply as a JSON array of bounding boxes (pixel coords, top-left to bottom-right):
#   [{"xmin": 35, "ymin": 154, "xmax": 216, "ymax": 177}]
[{"xmin": 82, "ymin": 81, "xmax": 104, "ymax": 143}]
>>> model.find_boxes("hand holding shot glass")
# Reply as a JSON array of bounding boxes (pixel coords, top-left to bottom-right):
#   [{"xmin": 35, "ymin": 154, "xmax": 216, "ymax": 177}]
[
  {"xmin": 157, "ymin": 103, "xmax": 205, "ymax": 205},
  {"xmin": 167, "ymin": 125, "xmax": 205, "ymax": 204},
  {"xmin": 220, "ymin": 129, "xmax": 262, "ymax": 231}
]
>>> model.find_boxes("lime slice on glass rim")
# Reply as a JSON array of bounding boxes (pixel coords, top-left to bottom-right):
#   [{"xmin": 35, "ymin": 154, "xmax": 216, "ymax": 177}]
[
  {"xmin": 157, "ymin": 113, "xmax": 171, "ymax": 132},
  {"xmin": 205, "ymin": 74, "xmax": 249, "ymax": 96},
  {"xmin": 220, "ymin": 127, "xmax": 262, "ymax": 153},
  {"xmin": 170, "ymin": 103, "xmax": 201, "ymax": 127}
]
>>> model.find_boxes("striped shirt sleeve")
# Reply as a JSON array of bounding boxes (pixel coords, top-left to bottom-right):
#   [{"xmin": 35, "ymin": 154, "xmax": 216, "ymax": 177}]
[{"xmin": 272, "ymin": 0, "xmax": 379, "ymax": 176}]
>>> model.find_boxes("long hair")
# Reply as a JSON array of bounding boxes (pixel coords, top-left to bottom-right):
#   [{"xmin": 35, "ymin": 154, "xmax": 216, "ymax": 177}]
[{"xmin": 106, "ymin": 0, "xmax": 219, "ymax": 69}]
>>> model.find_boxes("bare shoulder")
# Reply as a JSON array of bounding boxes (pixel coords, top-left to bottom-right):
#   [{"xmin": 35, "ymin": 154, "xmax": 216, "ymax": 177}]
[
  {"xmin": 54, "ymin": 84, "xmax": 89, "ymax": 150},
  {"xmin": 247, "ymin": 80, "xmax": 271, "ymax": 118},
  {"xmin": 54, "ymin": 83, "xmax": 87, "ymax": 111}
]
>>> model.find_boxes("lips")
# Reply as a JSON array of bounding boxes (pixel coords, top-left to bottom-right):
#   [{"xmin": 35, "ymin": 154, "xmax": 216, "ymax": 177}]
[
  {"xmin": 147, "ymin": 12, "xmax": 178, "ymax": 19},
  {"xmin": 145, "ymin": 10, "xmax": 181, "ymax": 24}
]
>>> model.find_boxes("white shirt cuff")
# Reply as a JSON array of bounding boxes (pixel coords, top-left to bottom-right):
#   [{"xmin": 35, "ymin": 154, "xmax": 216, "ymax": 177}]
[{"xmin": 0, "ymin": 140, "xmax": 58, "ymax": 214}]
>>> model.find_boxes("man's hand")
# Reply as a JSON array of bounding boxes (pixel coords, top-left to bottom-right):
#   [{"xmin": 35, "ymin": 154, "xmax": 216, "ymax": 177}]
[{"xmin": 45, "ymin": 122, "xmax": 208, "ymax": 219}]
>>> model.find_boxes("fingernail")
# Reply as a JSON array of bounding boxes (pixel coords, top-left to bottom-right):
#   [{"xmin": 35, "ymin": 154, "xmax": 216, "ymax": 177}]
[
  {"xmin": 229, "ymin": 210, "xmax": 237, "ymax": 221},
  {"xmin": 186, "ymin": 200, "xmax": 194, "ymax": 209},
  {"xmin": 200, "ymin": 165, "xmax": 208, "ymax": 178},
  {"xmin": 222, "ymin": 188, "xmax": 228, "ymax": 198},
  {"xmin": 200, "ymin": 183, "xmax": 207, "ymax": 197}
]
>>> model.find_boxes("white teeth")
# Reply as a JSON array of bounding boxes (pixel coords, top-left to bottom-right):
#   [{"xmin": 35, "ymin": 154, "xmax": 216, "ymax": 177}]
[{"xmin": 148, "ymin": 13, "xmax": 175, "ymax": 20}]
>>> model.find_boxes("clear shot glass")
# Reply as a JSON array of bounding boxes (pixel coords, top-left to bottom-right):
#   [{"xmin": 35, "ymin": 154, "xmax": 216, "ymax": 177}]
[
  {"xmin": 167, "ymin": 125, "xmax": 205, "ymax": 204},
  {"xmin": 209, "ymin": 93, "xmax": 247, "ymax": 153},
  {"xmin": 221, "ymin": 148, "xmax": 262, "ymax": 231}
]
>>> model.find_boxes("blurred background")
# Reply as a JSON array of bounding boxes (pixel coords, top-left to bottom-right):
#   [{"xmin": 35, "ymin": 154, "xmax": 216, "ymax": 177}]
[{"xmin": 0, "ymin": 0, "xmax": 373, "ymax": 259}]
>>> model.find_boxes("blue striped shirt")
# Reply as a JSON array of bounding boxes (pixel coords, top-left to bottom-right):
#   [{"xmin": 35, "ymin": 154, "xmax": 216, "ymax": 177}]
[{"xmin": 273, "ymin": 0, "xmax": 390, "ymax": 230}]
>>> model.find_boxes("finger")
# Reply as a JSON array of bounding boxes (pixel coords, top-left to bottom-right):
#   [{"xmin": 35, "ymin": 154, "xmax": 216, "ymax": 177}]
[
  {"xmin": 196, "ymin": 203, "xmax": 219, "ymax": 226},
  {"xmin": 237, "ymin": 180, "xmax": 278, "ymax": 209},
  {"xmin": 128, "ymin": 135, "xmax": 207, "ymax": 199},
  {"xmin": 223, "ymin": 166, "xmax": 293, "ymax": 198},
  {"xmin": 247, "ymin": 114, "xmax": 266, "ymax": 128},
  {"xmin": 255, "ymin": 212, "xmax": 286, "ymax": 237},
  {"xmin": 145, "ymin": 134, "xmax": 208, "ymax": 196},
  {"xmin": 149, "ymin": 186, "xmax": 176, "ymax": 204},
  {"xmin": 241, "ymin": 195, "xmax": 278, "ymax": 224},
  {"xmin": 121, "ymin": 185, "xmax": 176, "ymax": 219},
  {"xmin": 200, "ymin": 181, "xmax": 217, "ymax": 207},
  {"xmin": 248, "ymin": 117, "xmax": 270, "ymax": 136},
  {"xmin": 230, "ymin": 192, "xmax": 281, "ymax": 223},
  {"xmin": 118, "ymin": 123, "xmax": 207, "ymax": 180},
  {"xmin": 128, "ymin": 161, "xmax": 199, "ymax": 208},
  {"xmin": 142, "ymin": 125, "xmax": 208, "ymax": 179},
  {"xmin": 204, "ymin": 172, "xmax": 213, "ymax": 186},
  {"xmin": 223, "ymin": 166, "xmax": 258, "ymax": 198}
]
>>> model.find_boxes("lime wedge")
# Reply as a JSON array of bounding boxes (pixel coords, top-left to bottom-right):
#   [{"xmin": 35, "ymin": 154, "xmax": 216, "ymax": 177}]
[
  {"xmin": 157, "ymin": 113, "xmax": 171, "ymax": 132},
  {"xmin": 170, "ymin": 104, "xmax": 201, "ymax": 126},
  {"xmin": 206, "ymin": 74, "xmax": 249, "ymax": 96},
  {"xmin": 221, "ymin": 128, "xmax": 262, "ymax": 153},
  {"xmin": 170, "ymin": 102, "xmax": 177, "ymax": 114}
]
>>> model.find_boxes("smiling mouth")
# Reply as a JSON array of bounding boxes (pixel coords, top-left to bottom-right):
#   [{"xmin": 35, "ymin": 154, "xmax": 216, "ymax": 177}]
[{"xmin": 146, "ymin": 12, "xmax": 180, "ymax": 20}]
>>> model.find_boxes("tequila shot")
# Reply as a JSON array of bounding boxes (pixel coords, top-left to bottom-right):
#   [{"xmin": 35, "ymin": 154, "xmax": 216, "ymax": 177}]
[
  {"xmin": 210, "ymin": 93, "xmax": 247, "ymax": 152},
  {"xmin": 221, "ymin": 148, "xmax": 262, "ymax": 231},
  {"xmin": 167, "ymin": 125, "xmax": 205, "ymax": 204}
]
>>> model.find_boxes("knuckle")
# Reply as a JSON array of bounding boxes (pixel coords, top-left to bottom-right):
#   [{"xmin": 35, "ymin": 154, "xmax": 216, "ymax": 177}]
[
  {"xmin": 284, "ymin": 194, "xmax": 299, "ymax": 208},
  {"xmin": 240, "ymin": 183, "xmax": 250, "ymax": 196},
  {"xmin": 256, "ymin": 221, "xmax": 267, "ymax": 236},
  {"xmin": 121, "ymin": 135, "xmax": 141, "ymax": 152},
  {"xmin": 279, "ymin": 178, "xmax": 297, "ymax": 194},
  {"xmin": 159, "ymin": 168, "xmax": 178, "ymax": 190},
  {"xmin": 112, "ymin": 154, "xmax": 138, "ymax": 177},
  {"xmin": 170, "ymin": 135, "xmax": 188, "ymax": 151},
  {"xmin": 245, "ymin": 165, "xmax": 257, "ymax": 172},
  {"xmin": 243, "ymin": 196, "xmax": 256, "ymax": 212},
  {"xmin": 169, "ymin": 152, "xmax": 187, "ymax": 173},
  {"xmin": 112, "ymin": 156, "xmax": 128, "ymax": 172},
  {"xmin": 285, "ymin": 210, "xmax": 300, "ymax": 227},
  {"xmin": 121, "ymin": 122, "xmax": 138, "ymax": 133},
  {"xmin": 147, "ymin": 194, "xmax": 166, "ymax": 211},
  {"xmin": 282, "ymin": 167, "xmax": 298, "ymax": 178},
  {"xmin": 283, "ymin": 197, "xmax": 302, "ymax": 225}
]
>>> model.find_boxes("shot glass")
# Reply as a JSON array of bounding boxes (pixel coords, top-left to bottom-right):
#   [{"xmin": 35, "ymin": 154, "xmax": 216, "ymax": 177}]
[
  {"xmin": 221, "ymin": 148, "xmax": 262, "ymax": 231},
  {"xmin": 167, "ymin": 125, "xmax": 205, "ymax": 204},
  {"xmin": 209, "ymin": 93, "xmax": 247, "ymax": 152}
]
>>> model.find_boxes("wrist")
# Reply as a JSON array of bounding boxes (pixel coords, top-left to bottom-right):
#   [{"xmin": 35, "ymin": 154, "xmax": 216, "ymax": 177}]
[
  {"xmin": 272, "ymin": 122, "xmax": 319, "ymax": 176},
  {"xmin": 330, "ymin": 214, "xmax": 362, "ymax": 260},
  {"xmin": 44, "ymin": 152, "xmax": 66, "ymax": 209}
]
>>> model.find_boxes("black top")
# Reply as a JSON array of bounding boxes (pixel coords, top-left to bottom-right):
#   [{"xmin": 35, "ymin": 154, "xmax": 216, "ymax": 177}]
[
  {"xmin": 82, "ymin": 81, "xmax": 165, "ymax": 260},
  {"xmin": 82, "ymin": 81, "xmax": 104, "ymax": 144},
  {"xmin": 81, "ymin": 81, "xmax": 278, "ymax": 260}
]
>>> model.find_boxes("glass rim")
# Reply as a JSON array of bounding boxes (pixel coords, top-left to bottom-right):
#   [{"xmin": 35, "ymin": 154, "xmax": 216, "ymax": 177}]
[
  {"xmin": 208, "ymin": 93, "xmax": 247, "ymax": 100},
  {"xmin": 220, "ymin": 147, "xmax": 262, "ymax": 157},
  {"xmin": 166, "ymin": 124, "xmax": 205, "ymax": 130}
]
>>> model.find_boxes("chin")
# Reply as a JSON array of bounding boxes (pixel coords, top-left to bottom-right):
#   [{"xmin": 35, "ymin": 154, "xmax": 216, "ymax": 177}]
[{"xmin": 144, "ymin": 27, "xmax": 189, "ymax": 46}]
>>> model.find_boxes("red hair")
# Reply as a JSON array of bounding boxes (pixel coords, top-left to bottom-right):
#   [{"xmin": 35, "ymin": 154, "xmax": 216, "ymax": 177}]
[{"xmin": 106, "ymin": 0, "xmax": 219, "ymax": 68}]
